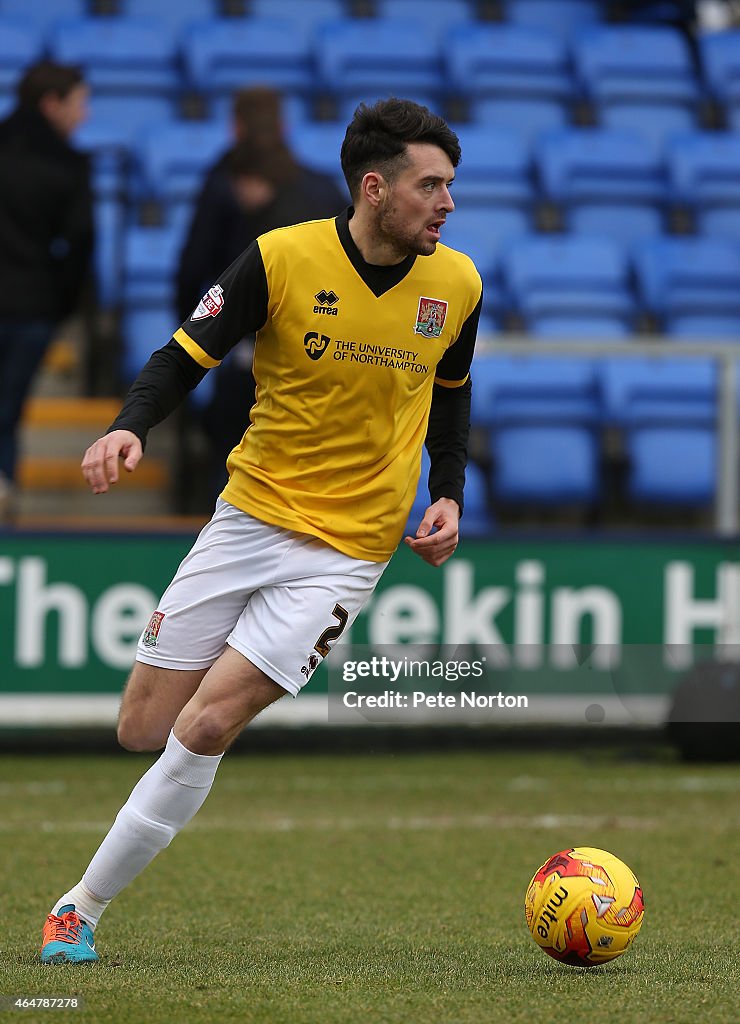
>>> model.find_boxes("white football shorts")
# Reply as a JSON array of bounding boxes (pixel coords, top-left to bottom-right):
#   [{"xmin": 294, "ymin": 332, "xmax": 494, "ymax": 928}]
[{"xmin": 136, "ymin": 499, "xmax": 388, "ymax": 695}]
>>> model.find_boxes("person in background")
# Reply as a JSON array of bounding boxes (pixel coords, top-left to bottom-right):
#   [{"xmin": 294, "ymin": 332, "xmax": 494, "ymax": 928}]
[
  {"xmin": 184, "ymin": 116, "xmax": 346, "ymax": 500},
  {"xmin": 175, "ymin": 86, "xmax": 345, "ymax": 325},
  {"xmin": 0, "ymin": 61, "xmax": 93, "ymax": 521}
]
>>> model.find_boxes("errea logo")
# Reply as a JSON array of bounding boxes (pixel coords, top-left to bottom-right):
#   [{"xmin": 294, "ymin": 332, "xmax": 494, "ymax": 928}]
[{"xmin": 314, "ymin": 289, "xmax": 339, "ymax": 315}]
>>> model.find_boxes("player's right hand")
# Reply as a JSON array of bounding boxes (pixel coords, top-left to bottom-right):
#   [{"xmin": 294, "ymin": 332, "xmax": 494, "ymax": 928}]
[{"xmin": 81, "ymin": 429, "xmax": 143, "ymax": 494}]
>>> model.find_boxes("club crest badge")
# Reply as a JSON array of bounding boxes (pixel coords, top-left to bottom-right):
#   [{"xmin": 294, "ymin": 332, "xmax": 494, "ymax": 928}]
[
  {"xmin": 414, "ymin": 296, "xmax": 448, "ymax": 338},
  {"xmin": 142, "ymin": 611, "xmax": 165, "ymax": 648},
  {"xmin": 191, "ymin": 284, "xmax": 224, "ymax": 320}
]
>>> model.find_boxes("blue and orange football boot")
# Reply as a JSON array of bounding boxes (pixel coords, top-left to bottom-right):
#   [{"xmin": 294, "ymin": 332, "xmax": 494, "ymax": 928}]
[{"xmin": 40, "ymin": 905, "xmax": 98, "ymax": 963}]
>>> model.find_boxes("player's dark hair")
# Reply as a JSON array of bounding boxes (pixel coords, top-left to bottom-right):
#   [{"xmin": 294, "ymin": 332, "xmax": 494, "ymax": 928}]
[
  {"xmin": 341, "ymin": 98, "xmax": 461, "ymax": 201},
  {"xmin": 17, "ymin": 61, "xmax": 85, "ymax": 108}
]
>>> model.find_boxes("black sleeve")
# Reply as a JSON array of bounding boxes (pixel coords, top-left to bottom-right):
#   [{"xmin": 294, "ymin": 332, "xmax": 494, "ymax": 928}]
[
  {"xmin": 426, "ymin": 378, "xmax": 472, "ymax": 516},
  {"xmin": 178, "ymin": 239, "xmax": 269, "ymax": 362},
  {"xmin": 435, "ymin": 293, "xmax": 481, "ymax": 385},
  {"xmin": 425, "ymin": 294, "xmax": 482, "ymax": 516},
  {"xmin": 106, "ymin": 340, "xmax": 207, "ymax": 448},
  {"xmin": 107, "ymin": 240, "xmax": 269, "ymax": 447}
]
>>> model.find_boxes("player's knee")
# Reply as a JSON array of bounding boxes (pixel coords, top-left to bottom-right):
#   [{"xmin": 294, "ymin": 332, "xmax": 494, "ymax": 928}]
[
  {"xmin": 116, "ymin": 713, "xmax": 167, "ymax": 753},
  {"xmin": 177, "ymin": 708, "xmax": 232, "ymax": 752}
]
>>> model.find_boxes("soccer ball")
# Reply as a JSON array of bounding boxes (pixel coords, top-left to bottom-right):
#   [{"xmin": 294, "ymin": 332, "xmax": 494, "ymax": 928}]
[{"xmin": 524, "ymin": 847, "xmax": 644, "ymax": 967}]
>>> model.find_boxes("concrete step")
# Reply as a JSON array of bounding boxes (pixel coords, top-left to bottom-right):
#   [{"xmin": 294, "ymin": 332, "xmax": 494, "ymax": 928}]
[
  {"xmin": 16, "ymin": 514, "xmax": 206, "ymax": 532},
  {"xmin": 15, "ymin": 489, "xmax": 177, "ymax": 520},
  {"xmin": 24, "ymin": 396, "xmax": 121, "ymax": 430},
  {"xmin": 42, "ymin": 337, "xmax": 78, "ymax": 376},
  {"xmin": 18, "ymin": 456, "xmax": 169, "ymax": 491}
]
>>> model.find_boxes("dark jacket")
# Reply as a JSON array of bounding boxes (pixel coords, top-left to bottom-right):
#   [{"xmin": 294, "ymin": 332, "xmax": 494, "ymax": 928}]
[
  {"xmin": 176, "ymin": 151, "xmax": 346, "ymax": 323},
  {"xmin": 0, "ymin": 106, "xmax": 94, "ymax": 321}
]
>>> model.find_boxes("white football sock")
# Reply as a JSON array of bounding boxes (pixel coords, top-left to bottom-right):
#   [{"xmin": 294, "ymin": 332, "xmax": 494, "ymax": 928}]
[
  {"xmin": 51, "ymin": 731, "xmax": 223, "ymax": 927},
  {"xmin": 52, "ymin": 881, "xmax": 110, "ymax": 930}
]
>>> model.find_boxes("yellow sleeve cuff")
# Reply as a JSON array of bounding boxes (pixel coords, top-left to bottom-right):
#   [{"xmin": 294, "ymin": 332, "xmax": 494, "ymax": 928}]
[
  {"xmin": 174, "ymin": 328, "xmax": 222, "ymax": 368},
  {"xmin": 434, "ymin": 373, "xmax": 469, "ymax": 388}
]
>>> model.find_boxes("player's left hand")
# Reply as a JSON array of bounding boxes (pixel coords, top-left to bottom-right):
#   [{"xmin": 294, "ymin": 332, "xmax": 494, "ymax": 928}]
[{"xmin": 404, "ymin": 497, "xmax": 460, "ymax": 567}]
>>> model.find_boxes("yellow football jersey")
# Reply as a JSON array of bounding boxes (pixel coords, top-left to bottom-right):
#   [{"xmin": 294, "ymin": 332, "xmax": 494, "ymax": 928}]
[{"xmin": 175, "ymin": 211, "xmax": 482, "ymax": 561}]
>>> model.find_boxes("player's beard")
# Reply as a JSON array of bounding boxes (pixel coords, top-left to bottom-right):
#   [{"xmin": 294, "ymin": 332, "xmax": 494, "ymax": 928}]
[{"xmin": 377, "ymin": 200, "xmax": 437, "ymax": 259}]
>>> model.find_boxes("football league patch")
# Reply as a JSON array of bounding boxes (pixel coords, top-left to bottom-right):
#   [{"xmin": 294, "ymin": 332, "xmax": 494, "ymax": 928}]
[
  {"xmin": 414, "ymin": 296, "xmax": 448, "ymax": 338},
  {"xmin": 191, "ymin": 284, "xmax": 224, "ymax": 320},
  {"xmin": 142, "ymin": 611, "xmax": 165, "ymax": 648}
]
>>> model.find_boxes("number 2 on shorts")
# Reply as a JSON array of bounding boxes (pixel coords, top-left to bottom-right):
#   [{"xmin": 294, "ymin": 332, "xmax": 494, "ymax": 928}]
[{"xmin": 314, "ymin": 603, "xmax": 349, "ymax": 657}]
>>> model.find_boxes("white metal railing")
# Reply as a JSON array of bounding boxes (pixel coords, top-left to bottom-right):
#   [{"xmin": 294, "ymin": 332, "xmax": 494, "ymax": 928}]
[{"xmin": 475, "ymin": 336, "xmax": 740, "ymax": 536}]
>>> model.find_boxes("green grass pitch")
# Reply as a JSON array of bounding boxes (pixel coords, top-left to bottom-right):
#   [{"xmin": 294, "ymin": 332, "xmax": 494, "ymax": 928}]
[{"xmin": 2, "ymin": 745, "xmax": 739, "ymax": 1024}]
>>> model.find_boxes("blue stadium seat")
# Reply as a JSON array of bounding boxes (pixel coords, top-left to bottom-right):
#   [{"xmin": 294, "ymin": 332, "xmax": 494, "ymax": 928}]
[
  {"xmin": 695, "ymin": 207, "xmax": 740, "ymax": 242},
  {"xmin": 473, "ymin": 356, "xmax": 602, "ymax": 504},
  {"xmin": 628, "ymin": 427, "xmax": 715, "ymax": 504},
  {"xmin": 50, "ymin": 17, "xmax": 179, "ymax": 96},
  {"xmin": 569, "ymin": 202, "xmax": 667, "ymax": 246},
  {"xmin": 600, "ymin": 358, "xmax": 716, "ymax": 426},
  {"xmin": 441, "ymin": 207, "xmax": 528, "ymax": 292},
  {"xmin": 573, "ymin": 26, "xmax": 699, "ymax": 109},
  {"xmin": 505, "ymin": 0, "xmax": 602, "ymax": 40},
  {"xmin": 700, "ymin": 30, "xmax": 740, "ymax": 122},
  {"xmin": 377, "ymin": 0, "xmax": 472, "ymax": 25},
  {"xmin": 667, "ymin": 316, "xmax": 740, "ymax": 339},
  {"xmin": 122, "ymin": 307, "xmax": 179, "ymax": 383},
  {"xmin": 533, "ymin": 318, "xmax": 631, "ymax": 340},
  {"xmin": 317, "ymin": 18, "xmax": 441, "ymax": 101},
  {"xmin": 77, "ymin": 96, "xmax": 178, "ymax": 200},
  {"xmin": 634, "ymin": 236, "xmax": 740, "ymax": 328},
  {"xmin": 449, "ymin": 125, "xmax": 533, "ymax": 207},
  {"xmin": 123, "ymin": 0, "xmax": 216, "ymax": 33},
  {"xmin": 601, "ymin": 355, "xmax": 716, "ymax": 505},
  {"xmin": 251, "ymin": 0, "xmax": 345, "ymax": 25},
  {"xmin": 476, "ymin": 311, "xmax": 499, "ymax": 336},
  {"xmin": 502, "ymin": 235, "xmax": 634, "ymax": 327},
  {"xmin": 471, "ymin": 355, "xmax": 600, "ymax": 426},
  {"xmin": 77, "ymin": 95, "xmax": 178, "ymax": 154},
  {"xmin": 446, "ymin": 24, "xmax": 572, "ymax": 103},
  {"xmin": 566, "ymin": 204, "xmax": 664, "ymax": 246},
  {"xmin": 537, "ymin": 128, "xmax": 666, "ymax": 204},
  {"xmin": 458, "ymin": 461, "xmax": 494, "ymax": 536},
  {"xmin": 537, "ymin": 127, "xmax": 666, "ymax": 244},
  {"xmin": 122, "ymin": 224, "xmax": 183, "ymax": 305},
  {"xmin": 600, "ymin": 103, "xmax": 696, "ymax": 155},
  {"xmin": 287, "ymin": 120, "xmax": 348, "ymax": 191},
  {"xmin": 469, "ymin": 97, "xmax": 568, "ymax": 144},
  {"xmin": 0, "ymin": 0, "xmax": 85, "ymax": 33},
  {"xmin": 0, "ymin": 18, "xmax": 43, "ymax": 95},
  {"xmin": 93, "ymin": 199, "xmax": 125, "ymax": 309},
  {"xmin": 441, "ymin": 207, "xmax": 525, "ymax": 321},
  {"xmin": 89, "ymin": 150, "xmax": 128, "ymax": 202},
  {"xmin": 136, "ymin": 119, "xmax": 230, "ymax": 205},
  {"xmin": 667, "ymin": 131, "xmax": 740, "ymax": 213},
  {"xmin": 493, "ymin": 425, "xmax": 601, "ymax": 504},
  {"xmin": 183, "ymin": 17, "xmax": 314, "ymax": 97}
]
